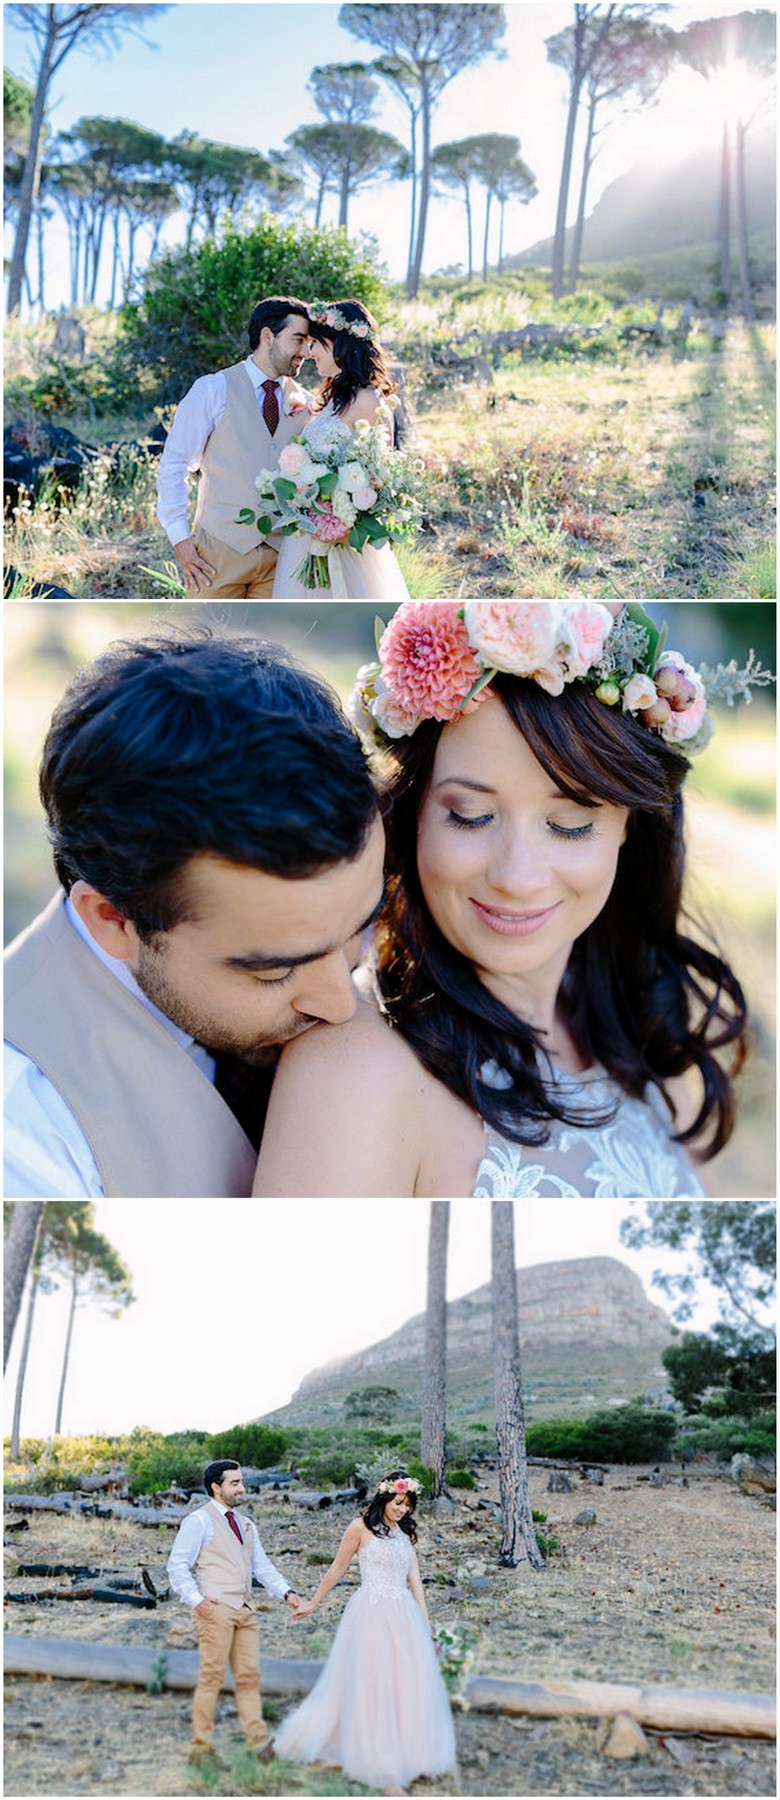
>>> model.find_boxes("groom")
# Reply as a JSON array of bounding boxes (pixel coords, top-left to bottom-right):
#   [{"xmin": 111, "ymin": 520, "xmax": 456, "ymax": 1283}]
[
  {"xmin": 156, "ymin": 295, "xmax": 312, "ymax": 597},
  {"xmin": 4, "ymin": 628, "xmax": 384, "ymax": 1198},
  {"xmin": 167, "ymin": 1459, "xmax": 304, "ymax": 1768}
]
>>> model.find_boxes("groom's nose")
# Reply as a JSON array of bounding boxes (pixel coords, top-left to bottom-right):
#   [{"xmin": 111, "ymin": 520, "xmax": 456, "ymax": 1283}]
[{"xmin": 293, "ymin": 950, "xmax": 356, "ymax": 1027}]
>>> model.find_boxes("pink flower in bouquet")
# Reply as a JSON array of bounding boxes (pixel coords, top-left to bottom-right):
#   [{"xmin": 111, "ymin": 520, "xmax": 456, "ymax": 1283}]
[
  {"xmin": 353, "ymin": 484, "xmax": 378, "ymax": 509},
  {"xmin": 277, "ymin": 442, "xmax": 310, "ymax": 479},
  {"xmin": 304, "ymin": 502, "xmax": 349, "ymax": 543},
  {"xmin": 463, "ymin": 602, "xmax": 563, "ymax": 676},
  {"xmin": 380, "ymin": 603, "xmax": 480, "ymax": 721}
]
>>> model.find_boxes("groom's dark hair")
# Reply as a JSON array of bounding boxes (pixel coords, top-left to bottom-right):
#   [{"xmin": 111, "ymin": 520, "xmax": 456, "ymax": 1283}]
[
  {"xmin": 248, "ymin": 295, "xmax": 310, "ymax": 348},
  {"xmin": 204, "ymin": 1459, "xmax": 240, "ymax": 1498},
  {"xmin": 41, "ymin": 629, "xmax": 380, "ymax": 942}
]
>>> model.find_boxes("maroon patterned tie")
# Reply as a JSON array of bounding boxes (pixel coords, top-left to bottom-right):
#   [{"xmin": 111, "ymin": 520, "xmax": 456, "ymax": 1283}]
[
  {"xmin": 261, "ymin": 379, "xmax": 279, "ymax": 435},
  {"xmin": 225, "ymin": 1509, "xmax": 243, "ymax": 1544}
]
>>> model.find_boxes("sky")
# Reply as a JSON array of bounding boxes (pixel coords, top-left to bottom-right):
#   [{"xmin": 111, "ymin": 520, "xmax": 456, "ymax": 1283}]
[
  {"xmin": 4, "ymin": 1198, "xmax": 733, "ymax": 1440},
  {"xmin": 4, "ymin": 0, "xmax": 768, "ymax": 311}
]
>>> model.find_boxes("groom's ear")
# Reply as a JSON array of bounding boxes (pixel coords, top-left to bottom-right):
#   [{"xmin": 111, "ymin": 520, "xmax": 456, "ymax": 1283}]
[{"xmin": 69, "ymin": 881, "xmax": 143, "ymax": 961}]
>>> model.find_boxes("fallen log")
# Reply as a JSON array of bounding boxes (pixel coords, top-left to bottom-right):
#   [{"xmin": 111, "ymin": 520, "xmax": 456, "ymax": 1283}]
[
  {"xmin": 5, "ymin": 1494, "xmax": 186, "ymax": 1527},
  {"xmin": 5, "ymin": 1587, "xmax": 156, "ymax": 1608},
  {"xmin": 3, "ymin": 1638, "xmax": 775, "ymax": 1739}
]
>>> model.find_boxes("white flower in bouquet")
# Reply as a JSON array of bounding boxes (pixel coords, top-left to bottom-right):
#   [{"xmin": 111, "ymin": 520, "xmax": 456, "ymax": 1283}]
[
  {"xmin": 331, "ymin": 489, "xmax": 358, "ymax": 527},
  {"xmin": 339, "ymin": 460, "xmax": 370, "ymax": 493},
  {"xmin": 353, "ymin": 483, "xmax": 378, "ymax": 509}
]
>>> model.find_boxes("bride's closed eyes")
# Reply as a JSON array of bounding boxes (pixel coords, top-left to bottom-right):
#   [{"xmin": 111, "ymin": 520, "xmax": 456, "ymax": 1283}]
[{"xmin": 444, "ymin": 807, "xmax": 596, "ymax": 840}]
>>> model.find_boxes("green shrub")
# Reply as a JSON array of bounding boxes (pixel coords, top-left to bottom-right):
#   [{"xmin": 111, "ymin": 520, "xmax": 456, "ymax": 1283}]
[
  {"xmin": 677, "ymin": 1412, "xmax": 776, "ymax": 1459},
  {"xmin": 207, "ymin": 1423, "xmax": 287, "ymax": 1467},
  {"xmin": 120, "ymin": 213, "xmax": 389, "ymax": 402},
  {"xmin": 447, "ymin": 1468, "xmax": 476, "ymax": 1488},
  {"xmin": 526, "ymin": 1404, "xmax": 677, "ymax": 1464}
]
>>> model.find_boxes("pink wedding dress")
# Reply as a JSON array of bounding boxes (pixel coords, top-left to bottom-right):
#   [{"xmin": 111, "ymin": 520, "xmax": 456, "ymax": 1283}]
[{"xmin": 274, "ymin": 1526, "xmax": 456, "ymax": 1789}]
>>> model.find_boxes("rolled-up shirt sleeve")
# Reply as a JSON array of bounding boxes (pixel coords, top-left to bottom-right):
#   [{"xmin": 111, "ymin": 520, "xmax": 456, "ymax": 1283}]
[
  {"xmin": 249, "ymin": 1524, "xmax": 290, "ymax": 1599},
  {"xmin": 156, "ymin": 371, "xmax": 226, "ymax": 545},
  {"xmin": 167, "ymin": 1511, "xmax": 209, "ymax": 1609}
]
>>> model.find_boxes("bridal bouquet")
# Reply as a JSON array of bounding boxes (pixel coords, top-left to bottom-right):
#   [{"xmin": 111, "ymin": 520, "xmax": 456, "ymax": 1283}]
[
  {"xmin": 432, "ymin": 1623, "xmax": 478, "ymax": 1704},
  {"xmin": 240, "ymin": 403, "xmax": 422, "ymax": 592}
]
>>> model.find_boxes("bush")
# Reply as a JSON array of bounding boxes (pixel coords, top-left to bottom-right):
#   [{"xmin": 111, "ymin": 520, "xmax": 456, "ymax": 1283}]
[
  {"xmin": 207, "ymin": 1423, "xmax": 287, "ymax": 1468},
  {"xmin": 119, "ymin": 213, "xmax": 389, "ymax": 402},
  {"xmin": 526, "ymin": 1404, "xmax": 677, "ymax": 1464},
  {"xmin": 677, "ymin": 1412, "xmax": 776, "ymax": 1460},
  {"xmin": 447, "ymin": 1468, "xmax": 476, "ymax": 1488}
]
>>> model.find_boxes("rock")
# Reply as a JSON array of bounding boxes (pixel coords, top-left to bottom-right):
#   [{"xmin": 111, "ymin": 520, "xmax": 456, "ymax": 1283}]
[
  {"xmin": 574, "ymin": 1509, "xmax": 597, "ymax": 1526},
  {"xmin": 585, "ymin": 1467, "xmax": 605, "ymax": 1486},
  {"xmin": 603, "ymin": 1713, "xmax": 648, "ymax": 1758},
  {"xmin": 548, "ymin": 1472, "xmax": 574, "ymax": 1493},
  {"xmin": 731, "ymin": 1454, "xmax": 776, "ymax": 1496}
]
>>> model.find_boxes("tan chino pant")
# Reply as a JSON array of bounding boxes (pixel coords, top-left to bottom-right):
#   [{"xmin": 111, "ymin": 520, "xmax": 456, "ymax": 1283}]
[
  {"xmin": 192, "ymin": 1601, "xmax": 270, "ymax": 1750},
  {"xmin": 193, "ymin": 528, "xmax": 277, "ymax": 598}
]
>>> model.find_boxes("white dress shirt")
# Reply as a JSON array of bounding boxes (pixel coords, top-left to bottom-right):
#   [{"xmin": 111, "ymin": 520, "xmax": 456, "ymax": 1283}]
[
  {"xmin": 3, "ymin": 900, "xmax": 216, "ymax": 1199},
  {"xmin": 156, "ymin": 357, "xmax": 285, "ymax": 545},
  {"xmin": 166, "ymin": 1500, "xmax": 290, "ymax": 1610}
]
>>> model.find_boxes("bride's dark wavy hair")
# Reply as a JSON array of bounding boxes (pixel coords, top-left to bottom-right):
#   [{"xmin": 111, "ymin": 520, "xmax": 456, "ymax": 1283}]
[
  {"xmin": 310, "ymin": 297, "xmax": 395, "ymax": 415},
  {"xmin": 377, "ymin": 677, "xmax": 748, "ymax": 1161},
  {"xmin": 362, "ymin": 1471, "xmax": 418, "ymax": 1542}
]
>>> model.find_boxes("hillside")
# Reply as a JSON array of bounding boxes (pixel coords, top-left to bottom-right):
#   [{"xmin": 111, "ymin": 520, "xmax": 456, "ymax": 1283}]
[
  {"xmin": 266, "ymin": 1255, "xmax": 675, "ymax": 1428},
  {"xmin": 511, "ymin": 127, "xmax": 776, "ymax": 270}
]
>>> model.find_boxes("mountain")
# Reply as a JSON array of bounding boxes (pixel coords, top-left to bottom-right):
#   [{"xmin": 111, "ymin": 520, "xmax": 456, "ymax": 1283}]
[
  {"xmin": 268, "ymin": 1256, "xmax": 675, "ymax": 1427},
  {"xmin": 511, "ymin": 127, "xmax": 776, "ymax": 269}
]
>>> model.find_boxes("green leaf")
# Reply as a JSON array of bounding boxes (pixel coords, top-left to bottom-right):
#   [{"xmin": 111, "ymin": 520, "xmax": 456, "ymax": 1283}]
[
  {"xmin": 317, "ymin": 471, "xmax": 339, "ymax": 497},
  {"xmin": 625, "ymin": 602, "xmax": 659, "ymax": 670},
  {"xmin": 374, "ymin": 615, "xmax": 385, "ymax": 655},
  {"xmin": 256, "ymin": 515, "xmax": 273, "ymax": 535},
  {"xmin": 235, "ymin": 508, "xmax": 256, "ymax": 524},
  {"xmin": 273, "ymin": 476, "xmax": 297, "ymax": 502}
]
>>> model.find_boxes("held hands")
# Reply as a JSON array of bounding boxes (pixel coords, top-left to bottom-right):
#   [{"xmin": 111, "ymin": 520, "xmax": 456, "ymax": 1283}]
[{"xmin": 288, "ymin": 1595, "xmax": 316, "ymax": 1619}]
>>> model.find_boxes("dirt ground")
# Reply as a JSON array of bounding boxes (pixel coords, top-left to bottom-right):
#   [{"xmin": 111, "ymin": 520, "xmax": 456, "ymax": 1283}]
[{"xmin": 4, "ymin": 1464, "xmax": 775, "ymax": 1798}]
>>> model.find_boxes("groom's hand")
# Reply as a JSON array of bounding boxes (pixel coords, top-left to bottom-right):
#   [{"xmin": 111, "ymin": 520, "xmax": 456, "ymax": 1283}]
[
  {"xmin": 194, "ymin": 1597, "xmax": 219, "ymax": 1617},
  {"xmin": 174, "ymin": 536, "xmax": 217, "ymax": 595}
]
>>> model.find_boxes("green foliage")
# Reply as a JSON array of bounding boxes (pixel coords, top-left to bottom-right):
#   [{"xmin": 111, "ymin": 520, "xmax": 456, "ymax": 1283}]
[
  {"xmin": 207, "ymin": 1423, "xmax": 288, "ymax": 1467},
  {"xmin": 620, "ymin": 1202, "xmax": 776, "ymax": 1329},
  {"xmin": 526, "ymin": 1403, "xmax": 678, "ymax": 1464},
  {"xmin": 663, "ymin": 1328, "xmax": 775, "ymax": 1417},
  {"xmin": 119, "ymin": 212, "xmax": 389, "ymax": 401},
  {"xmin": 405, "ymin": 1457, "xmax": 434, "ymax": 1497},
  {"xmin": 447, "ymin": 1467, "xmax": 476, "ymax": 1488},
  {"xmin": 344, "ymin": 1386, "xmax": 402, "ymax": 1423},
  {"xmin": 677, "ymin": 1411, "xmax": 776, "ymax": 1459}
]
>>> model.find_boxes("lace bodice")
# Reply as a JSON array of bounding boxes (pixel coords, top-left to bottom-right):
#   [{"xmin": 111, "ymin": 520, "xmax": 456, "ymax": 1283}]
[
  {"xmin": 301, "ymin": 396, "xmax": 393, "ymax": 453},
  {"xmin": 474, "ymin": 1068, "xmax": 706, "ymax": 1199},
  {"xmin": 358, "ymin": 1527, "xmax": 414, "ymax": 1605}
]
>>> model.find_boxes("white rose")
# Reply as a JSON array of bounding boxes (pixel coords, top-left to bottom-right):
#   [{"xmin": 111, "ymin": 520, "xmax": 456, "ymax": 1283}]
[{"xmin": 622, "ymin": 673, "xmax": 659, "ymax": 712}]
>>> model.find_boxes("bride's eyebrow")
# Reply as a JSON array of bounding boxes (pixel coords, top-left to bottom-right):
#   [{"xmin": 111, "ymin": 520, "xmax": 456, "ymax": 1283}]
[{"xmin": 434, "ymin": 776, "xmax": 496, "ymax": 794}]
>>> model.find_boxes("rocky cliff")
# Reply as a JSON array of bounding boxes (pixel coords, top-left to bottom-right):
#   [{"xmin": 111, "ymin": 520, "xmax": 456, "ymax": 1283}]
[{"xmin": 272, "ymin": 1256, "xmax": 674, "ymax": 1426}]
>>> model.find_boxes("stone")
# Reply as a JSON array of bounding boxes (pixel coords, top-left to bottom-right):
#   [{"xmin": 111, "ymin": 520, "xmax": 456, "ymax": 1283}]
[
  {"xmin": 574, "ymin": 1509, "xmax": 597, "ymax": 1526},
  {"xmin": 603, "ymin": 1713, "xmax": 648, "ymax": 1758},
  {"xmin": 731, "ymin": 1454, "xmax": 776, "ymax": 1496},
  {"xmin": 547, "ymin": 1471, "xmax": 574, "ymax": 1493}
]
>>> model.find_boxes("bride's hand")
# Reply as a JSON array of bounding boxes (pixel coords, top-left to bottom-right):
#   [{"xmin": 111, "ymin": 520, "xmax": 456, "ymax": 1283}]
[{"xmin": 289, "ymin": 1596, "xmax": 316, "ymax": 1618}]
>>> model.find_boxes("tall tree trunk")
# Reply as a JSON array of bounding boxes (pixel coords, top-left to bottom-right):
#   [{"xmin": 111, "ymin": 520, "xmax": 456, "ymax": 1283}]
[
  {"xmin": 719, "ymin": 120, "xmax": 731, "ymax": 301},
  {"xmin": 491, "ymin": 1204, "xmax": 545, "ymax": 1570},
  {"xmin": 482, "ymin": 190, "xmax": 492, "ymax": 281},
  {"xmin": 314, "ymin": 173, "xmax": 325, "ymax": 229},
  {"xmin": 69, "ymin": 219, "xmax": 80, "ymax": 307},
  {"xmin": 465, "ymin": 188, "xmax": 473, "ymax": 282},
  {"xmin": 7, "ymin": 19, "xmax": 56, "ymax": 313},
  {"xmin": 339, "ymin": 157, "xmax": 351, "ymax": 230},
  {"xmin": 54, "ymin": 1274, "xmax": 78, "ymax": 1437},
  {"xmin": 734, "ymin": 119, "xmax": 755, "ymax": 325},
  {"xmin": 36, "ymin": 203, "xmax": 46, "ymax": 313},
  {"xmin": 405, "ymin": 113, "xmax": 418, "ymax": 290},
  {"xmin": 568, "ymin": 86, "xmax": 597, "ymax": 295},
  {"xmin": 11, "ymin": 1265, "xmax": 41, "ymax": 1459},
  {"xmin": 90, "ymin": 205, "xmax": 107, "ymax": 304},
  {"xmin": 421, "ymin": 1203, "xmax": 450, "ymax": 1497},
  {"xmin": 498, "ymin": 198, "xmax": 505, "ymax": 276},
  {"xmin": 551, "ymin": 20, "xmax": 585, "ymax": 301},
  {"xmin": 407, "ymin": 76, "xmax": 432, "ymax": 299},
  {"xmin": 109, "ymin": 216, "xmax": 120, "ymax": 310},
  {"xmin": 4, "ymin": 1204, "xmax": 44, "ymax": 1370}
]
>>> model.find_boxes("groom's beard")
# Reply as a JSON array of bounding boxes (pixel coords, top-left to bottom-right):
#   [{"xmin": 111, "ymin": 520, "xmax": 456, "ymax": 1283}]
[{"xmin": 133, "ymin": 944, "xmax": 319, "ymax": 1063}]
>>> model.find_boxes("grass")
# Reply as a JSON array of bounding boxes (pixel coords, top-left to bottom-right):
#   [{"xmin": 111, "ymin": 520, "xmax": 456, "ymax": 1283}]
[{"xmin": 4, "ymin": 290, "xmax": 775, "ymax": 598}]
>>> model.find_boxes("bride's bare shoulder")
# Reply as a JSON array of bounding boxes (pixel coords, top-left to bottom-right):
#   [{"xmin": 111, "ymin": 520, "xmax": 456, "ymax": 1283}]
[{"xmin": 277, "ymin": 991, "xmax": 422, "ymax": 1089}]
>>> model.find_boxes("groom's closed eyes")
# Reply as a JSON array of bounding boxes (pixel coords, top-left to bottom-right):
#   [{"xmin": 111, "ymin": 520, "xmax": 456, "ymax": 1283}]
[{"xmin": 223, "ymin": 887, "xmax": 387, "ymax": 979}]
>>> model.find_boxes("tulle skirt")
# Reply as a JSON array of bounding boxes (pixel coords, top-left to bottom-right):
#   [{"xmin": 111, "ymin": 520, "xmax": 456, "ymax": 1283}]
[
  {"xmin": 272, "ymin": 532, "xmax": 410, "ymax": 599},
  {"xmin": 274, "ymin": 1590, "xmax": 456, "ymax": 1788}
]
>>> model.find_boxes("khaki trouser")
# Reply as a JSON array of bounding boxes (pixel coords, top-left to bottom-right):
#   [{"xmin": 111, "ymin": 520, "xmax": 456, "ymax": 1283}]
[
  {"xmin": 192, "ymin": 1602, "xmax": 270, "ymax": 1750},
  {"xmin": 193, "ymin": 527, "xmax": 277, "ymax": 598}
]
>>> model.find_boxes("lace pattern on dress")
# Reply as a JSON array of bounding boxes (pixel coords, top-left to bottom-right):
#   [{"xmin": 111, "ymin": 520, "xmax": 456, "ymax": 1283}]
[
  {"xmin": 474, "ymin": 1071, "xmax": 706, "ymax": 1200},
  {"xmin": 359, "ymin": 1528, "xmax": 414, "ymax": 1606}
]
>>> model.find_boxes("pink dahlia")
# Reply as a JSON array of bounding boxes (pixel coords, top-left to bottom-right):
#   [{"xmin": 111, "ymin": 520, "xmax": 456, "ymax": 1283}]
[
  {"xmin": 463, "ymin": 601, "xmax": 563, "ymax": 675},
  {"xmin": 379, "ymin": 602, "xmax": 480, "ymax": 720}
]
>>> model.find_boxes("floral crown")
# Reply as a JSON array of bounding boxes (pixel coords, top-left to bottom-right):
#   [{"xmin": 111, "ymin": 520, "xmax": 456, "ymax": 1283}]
[
  {"xmin": 377, "ymin": 1475, "xmax": 420, "ymax": 1496},
  {"xmin": 353, "ymin": 601, "xmax": 773, "ymax": 754},
  {"xmin": 309, "ymin": 301, "xmax": 373, "ymax": 341}
]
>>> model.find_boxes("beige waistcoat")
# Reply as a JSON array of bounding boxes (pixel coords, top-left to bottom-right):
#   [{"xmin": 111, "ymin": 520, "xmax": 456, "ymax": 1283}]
[
  {"xmin": 196, "ymin": 1504, "xmax": 255, "ymax": 1608},
  {"xmin": 193, "ymin": 362, "xmax": 301, "ymax": 552},
  {"xmin": 4, "ymin": 895, "xmax": 257, "ymax": 1199}
]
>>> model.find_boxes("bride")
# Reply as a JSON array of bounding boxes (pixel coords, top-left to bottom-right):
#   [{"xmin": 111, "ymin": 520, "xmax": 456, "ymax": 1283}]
[
  {"xmin": 254, "ymin": 601, "xmax": 752, "ymax": 1200},
  {"xmin": 274, "ymin": 1471, "xmax": 456, "ymax": 1795},
  {"xmin": 272, "ymin": 297, "xmax": 410, "ymax": 599}
]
